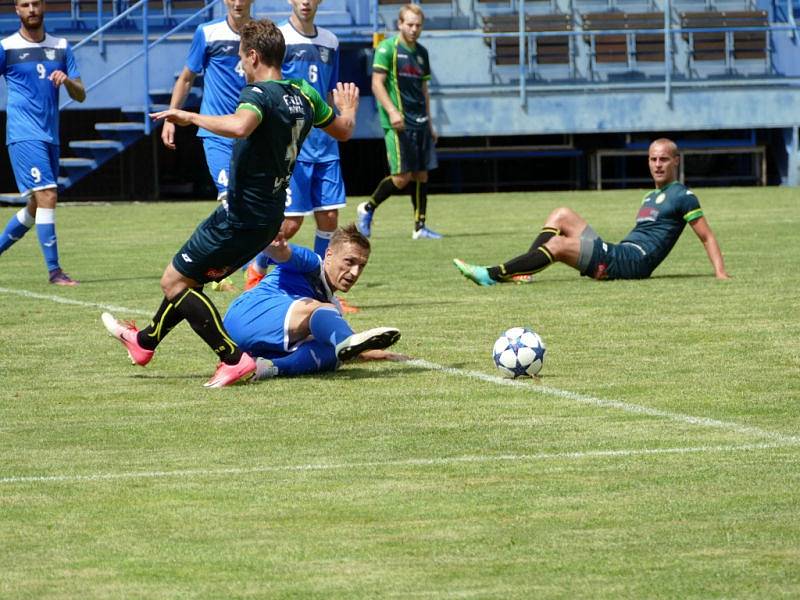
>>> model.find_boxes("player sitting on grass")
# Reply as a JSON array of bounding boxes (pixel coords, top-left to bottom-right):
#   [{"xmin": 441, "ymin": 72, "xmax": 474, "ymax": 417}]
[
  {"xmin": 224, "ymin": 224, "xmax": 405, "ymax": 379},
  {"xmin": 454, "ymin": 138, "xmax": 730, "ymax": 285}
]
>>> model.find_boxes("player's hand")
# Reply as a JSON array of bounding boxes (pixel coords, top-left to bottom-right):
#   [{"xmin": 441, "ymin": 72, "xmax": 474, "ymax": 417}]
[
  {"xmin": 49, "ymin": 70, "xmax": 68, "ymax": 87},
  {"xmin": 149, "ymin": 108, "xmax": 194, "ymax": 127},
  {"xmin": 389, "ymin": 109, "xmax": 404, "ymax": 131},
  {"xmin": 161, "ymin": 121, "xmax": 177, "ymax": 150},
  {"xmin": 264, "ymin": 233, "xmax": 291, "ymax": 262},
  {"xmin": 359, "ymin": 349, "xmax": 411, "ymax": 362},
  {"xmin": 332, "ymin": 82, "xmax": 360, "ymax": 113}
]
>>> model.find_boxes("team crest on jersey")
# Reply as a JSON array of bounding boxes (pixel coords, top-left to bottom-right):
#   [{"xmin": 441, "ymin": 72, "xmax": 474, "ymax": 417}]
[
  {"xmin": 655, "ymin": 192, "xmax": 666, "ymax": 204},
  {"xmin": 319, "ymin": 47, "xmax": 330, "ymax": 63},
  {"xmin": 417, "ymin": 55, "xmax": 425, "ymax": 66},
  {"xmin": 44, "ymin": 49, "xmax": 56, "ymax": 60}
]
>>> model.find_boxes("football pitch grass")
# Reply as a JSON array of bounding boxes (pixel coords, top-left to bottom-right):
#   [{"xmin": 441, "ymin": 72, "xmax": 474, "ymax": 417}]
[{"xmin": 1, "ymin": 188, "xmax": 798, "ymax": 598}]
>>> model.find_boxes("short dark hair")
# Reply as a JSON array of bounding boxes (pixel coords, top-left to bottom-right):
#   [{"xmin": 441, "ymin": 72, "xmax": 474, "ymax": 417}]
[
  {"xmin": 240, "ymin": 19, "xmax": 285, "ymax": 69},
  {"xmin": 330, "ymin": 223, "xmax": 371, "ymax": 253}
]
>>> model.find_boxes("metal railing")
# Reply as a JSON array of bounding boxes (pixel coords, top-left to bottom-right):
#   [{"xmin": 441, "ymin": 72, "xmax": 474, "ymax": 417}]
[{"xmin": 59, "ymin": 0, "xmax": 222, "ymax": 135}]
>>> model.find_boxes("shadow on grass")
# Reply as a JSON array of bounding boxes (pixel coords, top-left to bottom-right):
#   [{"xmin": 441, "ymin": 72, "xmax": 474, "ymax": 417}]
[
  {"xmin": 648, "ymin": 273, "xmax": 714, "ymax": 280},
  {"xmin": 80, "ymin": 275, "xmax": 158, "ymax": 284}
]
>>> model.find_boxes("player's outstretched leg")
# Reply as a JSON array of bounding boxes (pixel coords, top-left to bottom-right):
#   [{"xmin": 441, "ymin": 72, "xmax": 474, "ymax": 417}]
[
  {"xmin": 335, "ymin": 327, "xmax": 401, "ymax": 361},
  {"xmin": 452, "ymin": 258, "xmax": 497, "ymax": 286},
  {"xmin": 101, "ymin": 312, "xmax": 155, "ymax": 366},
  {"xmin": 252, "ymin": 340, "xmax": 339, "ymax": 380}
]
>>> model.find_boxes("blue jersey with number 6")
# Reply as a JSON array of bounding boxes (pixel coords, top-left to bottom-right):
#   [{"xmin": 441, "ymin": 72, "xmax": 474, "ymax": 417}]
[
  {"xmin": 279, "ymin": 21, "xmax": 340, "ymax": 163},
  {"xmin": 0, "ymin": 32, "xmax": 80, "ymax": 144}
]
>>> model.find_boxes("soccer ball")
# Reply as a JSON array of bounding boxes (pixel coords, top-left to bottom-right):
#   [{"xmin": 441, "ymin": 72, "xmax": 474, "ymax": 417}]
[{"xmin": 492, "ymin": 327, "xmax": 546, "ymax": 378}]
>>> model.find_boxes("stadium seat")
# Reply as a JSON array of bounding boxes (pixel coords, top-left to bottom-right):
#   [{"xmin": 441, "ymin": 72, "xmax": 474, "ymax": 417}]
[
  {"xmin": 483, "ymin": 13, "xmax": 572, "ymax": 68},
  {"xmin": 680, "ymin": 10, "xmax": 769, "ymax": 69},
  {"xmin": 582, "ymin": 11, "xmax": 664, "ymax": 70}
]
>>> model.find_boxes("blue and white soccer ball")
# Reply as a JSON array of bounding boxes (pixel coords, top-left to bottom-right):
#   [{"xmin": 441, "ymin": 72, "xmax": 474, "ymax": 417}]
[{"xmin": 492, "ymin": 327, "xmax": 546, "ymax": 378}]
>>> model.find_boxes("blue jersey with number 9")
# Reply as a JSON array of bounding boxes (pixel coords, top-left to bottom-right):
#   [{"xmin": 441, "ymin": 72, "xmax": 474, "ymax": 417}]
[{"xmin": 0, "ymin": 32, "xmax": 80, "ymax": 144}]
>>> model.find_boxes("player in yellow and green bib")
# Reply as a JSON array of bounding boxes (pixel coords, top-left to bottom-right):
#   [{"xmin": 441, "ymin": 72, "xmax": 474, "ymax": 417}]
[{"xmin": 356, "ymin": 4, "xmax": 443, "ymax": 240}]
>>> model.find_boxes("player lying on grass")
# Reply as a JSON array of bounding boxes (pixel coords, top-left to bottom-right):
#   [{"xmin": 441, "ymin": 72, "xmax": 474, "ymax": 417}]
[
  {"xmin": 224, "ymin": 224, "xmax": 406, "ymax": 379},
  {"xmin": 101, "ymin": 19, "xmax": 359, "ymax": 387},
  {"xmin": 454, "ymin": 138, "xmax": 730, "ymax": 285}
]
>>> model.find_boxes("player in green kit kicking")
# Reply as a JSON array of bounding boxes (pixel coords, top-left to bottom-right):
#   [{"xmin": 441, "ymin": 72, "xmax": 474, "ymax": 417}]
[
  {"xmin": 454, "ymin": 138, "xmax": 730, "ymax": 284},
  {"xmin": 101, "ymin": 19, "xmax": 359, "ymax": 387}
]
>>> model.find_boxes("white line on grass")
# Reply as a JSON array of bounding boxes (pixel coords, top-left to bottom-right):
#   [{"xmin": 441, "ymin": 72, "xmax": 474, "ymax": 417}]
[
  {"xmin": 0, "ymin": 442, "xmax": 794, "ymax": 485},
  {"xmin": 407, "ymin": 359, "xmax": 800, "ymax": 445},
  {"xmin": 0, "ymin": 286, "xmax": 151, "ymax": 316},
  {"xmin": 2, "ymin": 286, "xmax": 798, "ymax": 458}
]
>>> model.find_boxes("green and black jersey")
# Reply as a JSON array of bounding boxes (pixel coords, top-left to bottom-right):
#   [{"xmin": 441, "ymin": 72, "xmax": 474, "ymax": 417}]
[
  {"xmin": 621, "ymin": 181, "xmax": 704, "ymax": 269},
  {"xmin": 372, "ymin": 35, "xmax": 432, "ymax": 130},
  {"xmin": 227, "ymin": 78, "xmax": 334, "ymax": 228}
]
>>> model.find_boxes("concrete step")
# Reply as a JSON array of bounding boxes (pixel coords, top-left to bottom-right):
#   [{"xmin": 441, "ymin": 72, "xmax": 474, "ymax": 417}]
[{"xmin": 60, "ymin": 157, "xmax": 98, "ymax": 170}]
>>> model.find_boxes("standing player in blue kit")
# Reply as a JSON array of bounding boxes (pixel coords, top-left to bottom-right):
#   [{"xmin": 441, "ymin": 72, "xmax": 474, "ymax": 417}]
[{"xmin": 0, "ymin": 0, "xmax": 86, "ymax": 285}]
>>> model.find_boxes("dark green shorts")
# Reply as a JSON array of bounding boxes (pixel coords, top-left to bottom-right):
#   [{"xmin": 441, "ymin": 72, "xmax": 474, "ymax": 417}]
[
  {"xmin": 582, "ymin": 237, "xmax": 653, "ymax": 280},
  {"xmin": 172, "ymin": 204, "xmax": 281, "ymax": 284},
  {"xmin": 383, "ymin": 127, "xmax": 438, "ymax": 175}
]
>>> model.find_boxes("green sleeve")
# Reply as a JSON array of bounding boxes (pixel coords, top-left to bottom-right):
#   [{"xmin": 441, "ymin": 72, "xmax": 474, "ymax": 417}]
[
  {"xmin": 298, "ymin": 80, "xmax": 335, "ymax": 127},
  {"xmin": 372, "ymin": 38, "xmax": 393, "ymax": 73}
]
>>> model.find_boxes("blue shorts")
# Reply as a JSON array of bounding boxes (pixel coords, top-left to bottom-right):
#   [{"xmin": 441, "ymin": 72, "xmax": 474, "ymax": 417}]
[
  {"xmin": 8, "ymin": 141, "xmax": 59, "ymax": 197},
  {"xmin": 285, "ymin": 160, "xmax": 346, "ymax": 216},
  {"xmin": 202, "ymin": 136, "xmax": 234, "ymax": 198},
  {"xmin": 223, "ymin": 287, "xmax": 305, "ymax": 355},
  {"xmin": 172, "ymin": 204, "xmax": 282, "ymax": 284}
]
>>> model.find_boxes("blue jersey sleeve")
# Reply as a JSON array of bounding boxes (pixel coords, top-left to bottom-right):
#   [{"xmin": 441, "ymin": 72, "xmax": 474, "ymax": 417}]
[
  {"xmin": 284, "ymin": 244, "xmax": 323, "ymax": 273},
  {"xmin": 65, "ymin": 44, "xmax": 80, "ymax": 79},
  {"xmin": 328, "ymin": 47, "xmax": 339, "ymax": 94},
  {"xmin": 0, "ymin": 46, "xmax": 6, "ymax": 75},
  {"xmin": 185, "ymin": 26, "xmax": 206, "ymax": 74}
]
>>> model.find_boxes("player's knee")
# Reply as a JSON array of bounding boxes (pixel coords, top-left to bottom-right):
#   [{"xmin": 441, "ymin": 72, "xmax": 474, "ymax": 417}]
[
  {"xmin": 314, "ymin": 210, "xmax": 338, "ymax": 230},
  {"xmin": 34, "ymin": 189, "xmax": 57, "ymax": 208},
  {"xmin": 392, "ymin": 173, "xmax": 412, "ymax": 189}
]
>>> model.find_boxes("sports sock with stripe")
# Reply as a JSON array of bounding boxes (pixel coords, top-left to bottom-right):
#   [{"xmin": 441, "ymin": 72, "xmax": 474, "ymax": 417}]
[
  {"xmin": 487, "ymin": 247, "xmax": 555, "ymax": 281},
  {"xmin": 0, "ymin": 208, "xmax": 34, "ymax": 254},
  {"xmin": 172, "ymin": 288, "xmax": 243, "ymax": 365},
  {"xmin": 309, "ymin": 306, "xmax": 353, "ymax": 348}
]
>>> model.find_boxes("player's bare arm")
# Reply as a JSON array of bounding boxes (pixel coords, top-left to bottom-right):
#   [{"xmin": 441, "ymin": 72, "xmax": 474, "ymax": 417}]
[
  {"xmin": 322, "ymin": 82, "xmax": 359, "ymax": 141},
  {"xmin": 161, "ymin": 67, "xmax": 198, "ymax": 150},
  {"xmin": 359, "ymin": 349, "xmax": 411, "ymax": 362},
  {"xmin": 690, "ymin": 216, "xmax": 730, "ymax": 279},
  {"xmin": 150, "ymin": 106, "xmax": 260, "ymax": 139},
  {"xmin": 49, "ymin": 71, "xmax": 85, "ymax": 102},
  {"xmin": 372, "ymin": 70, "xmax": 403, "ymax": 130}
]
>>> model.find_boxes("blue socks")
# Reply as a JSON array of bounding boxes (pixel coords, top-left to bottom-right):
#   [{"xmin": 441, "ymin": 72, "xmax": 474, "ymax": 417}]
[
  {"xmin": 0, "ymin": 208, "xmax": 34, "ymax": 254},
  {"xmin": 269, "ymin": 340, "xmax": 337, "ymax": 376},
  {"xmin": 314, "ymin": 229, "xmax": 334, "ymax": 257},
  {"xmin": 309, "ymin": 306, "xmax": 353, "ymax": 348},
  {"xmin": 35, "ymin": 208, "xmax": 60, "ymax": 271}
]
